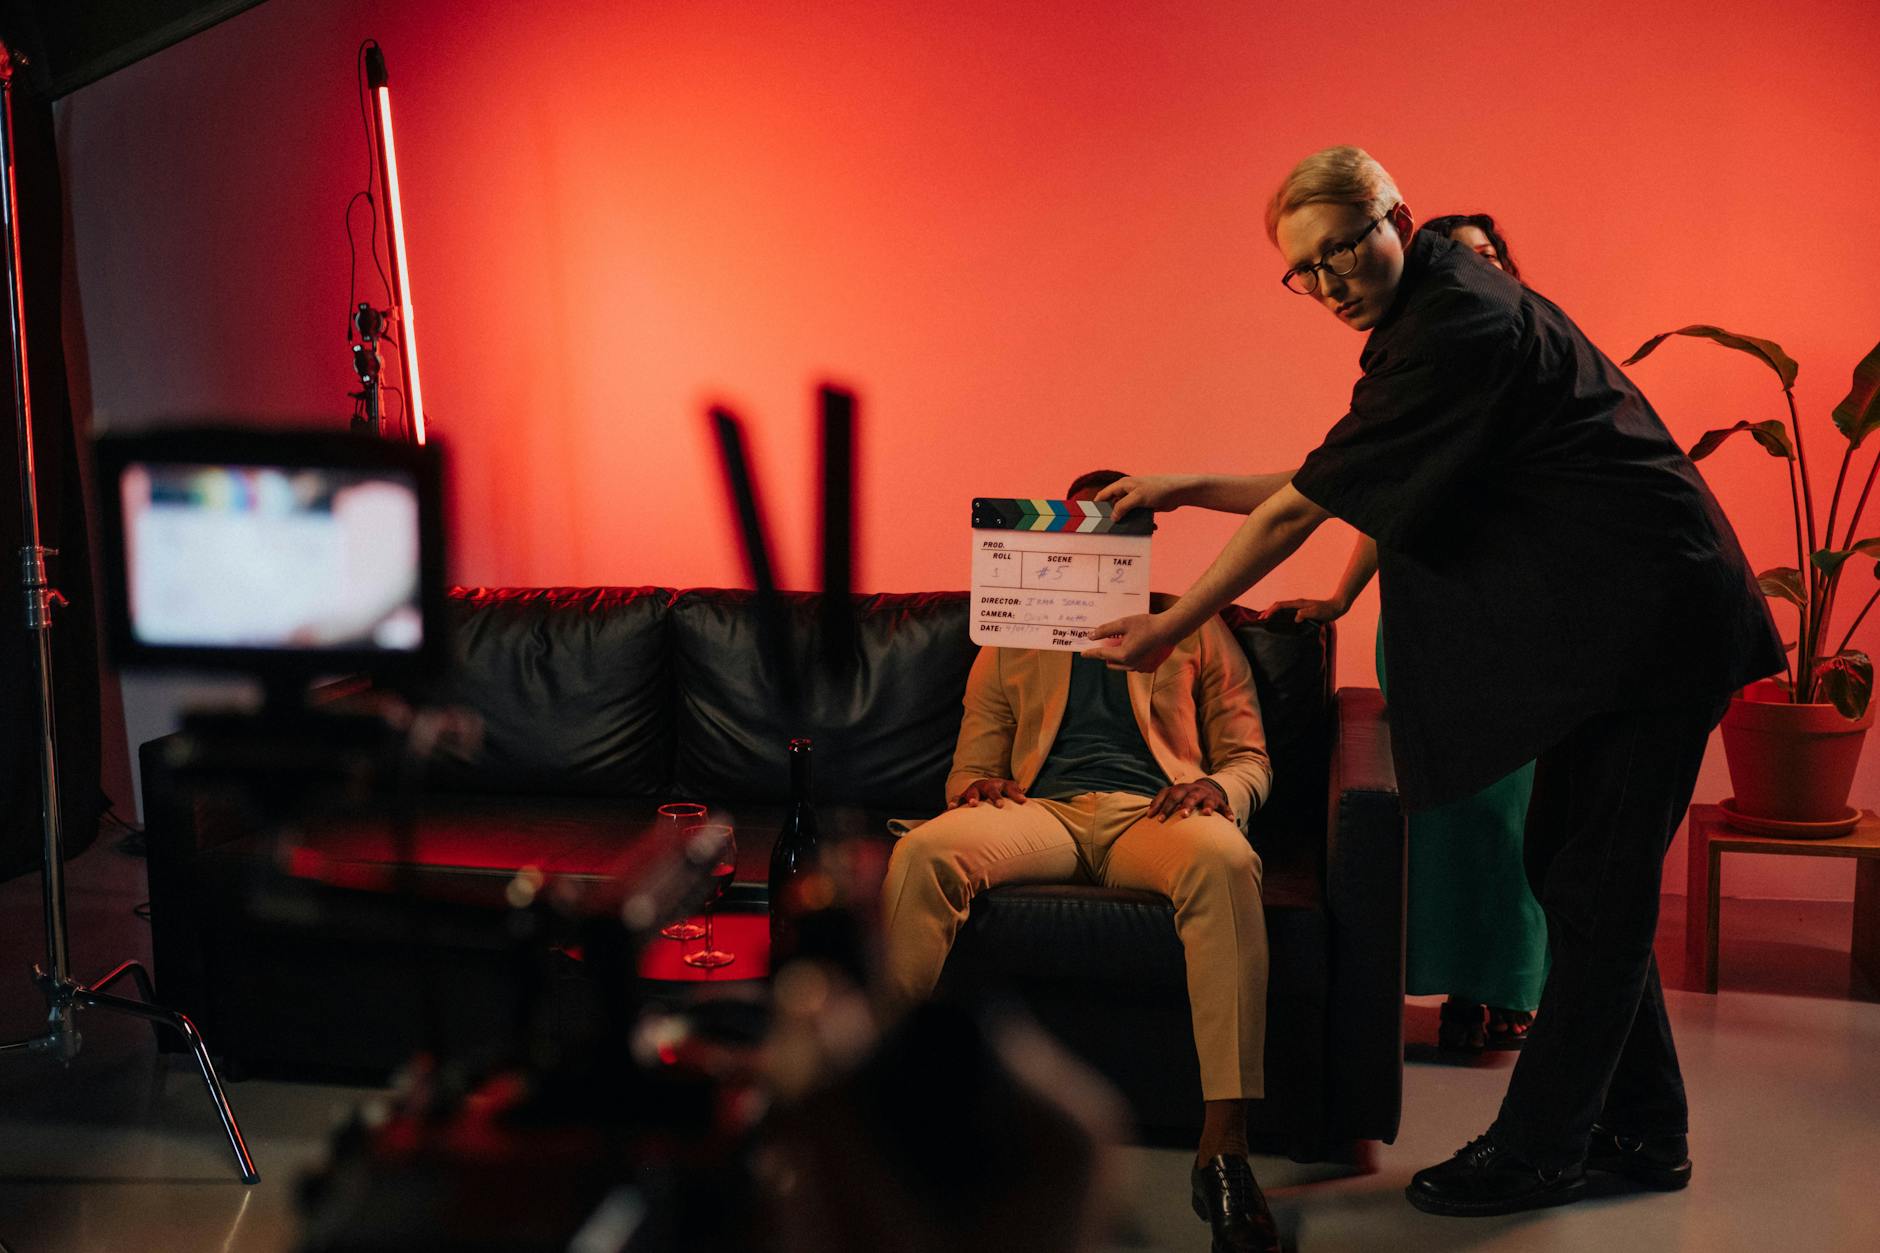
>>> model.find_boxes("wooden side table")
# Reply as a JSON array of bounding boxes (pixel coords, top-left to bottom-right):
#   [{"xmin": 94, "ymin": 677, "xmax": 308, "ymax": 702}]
[{"xmin": 1683, "ymin": 803, "xmax": 1880, "ymax": 994}]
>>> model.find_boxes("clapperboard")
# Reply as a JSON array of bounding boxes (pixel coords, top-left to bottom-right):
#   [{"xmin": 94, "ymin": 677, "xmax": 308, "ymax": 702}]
[{"xmin": 969, "ymin": 498, "xmax": 1155, "ymax": 650}]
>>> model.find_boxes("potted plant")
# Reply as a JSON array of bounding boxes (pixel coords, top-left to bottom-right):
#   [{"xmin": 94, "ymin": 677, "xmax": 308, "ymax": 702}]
[{"xmin": 1626, "ymin": 326, "xmax": 1880, "ymax": 833}]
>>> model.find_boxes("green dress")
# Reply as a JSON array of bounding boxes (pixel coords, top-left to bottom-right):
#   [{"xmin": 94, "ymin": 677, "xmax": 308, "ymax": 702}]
[{"xmin": 1379, "ymin": 625, "xmax": 1548, "ymax": 1010}]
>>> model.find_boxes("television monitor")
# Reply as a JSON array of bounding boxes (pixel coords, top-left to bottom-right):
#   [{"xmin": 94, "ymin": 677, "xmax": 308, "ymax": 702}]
[{"xmin": 95, "ymin": 428, "xmax": 446, "ymax": 687}]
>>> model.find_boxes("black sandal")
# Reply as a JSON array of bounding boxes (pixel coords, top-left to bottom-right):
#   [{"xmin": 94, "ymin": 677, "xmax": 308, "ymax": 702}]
[
  {"xmin": 1438, "ymin": 999, "xmax": 1487, "ymax": 1052},
  {"xmin": 1485, "ymin": 1007, "xmax": 1534, "ymax": 1049}
]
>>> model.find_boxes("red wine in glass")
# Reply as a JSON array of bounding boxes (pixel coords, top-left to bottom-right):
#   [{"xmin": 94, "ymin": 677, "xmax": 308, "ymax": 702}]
[
  {"xmin": 657, "ymin": 803, "xmax": 709, "ymax": 940},
  {"xmin": 707, "ymin": 861, "xmax": 737, "ymax": 902}
]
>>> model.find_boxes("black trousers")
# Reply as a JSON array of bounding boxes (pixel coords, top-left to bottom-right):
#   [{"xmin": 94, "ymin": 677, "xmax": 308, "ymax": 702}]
[{"xmin": 1490, "ymin": 695, "xmax": 1726, "ymax": 1170}]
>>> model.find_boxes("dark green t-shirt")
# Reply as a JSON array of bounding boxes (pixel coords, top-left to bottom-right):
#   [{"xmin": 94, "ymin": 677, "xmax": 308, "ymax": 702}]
[{"xmin": 1029, "ymin": 655, "xmax": 1169, "ymax": 800}]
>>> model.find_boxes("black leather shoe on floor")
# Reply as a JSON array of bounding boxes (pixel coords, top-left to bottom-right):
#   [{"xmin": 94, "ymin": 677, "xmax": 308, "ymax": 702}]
[
  {"xmin": 1405, "ymin": 1134, "xmax": 1587, "ymax": 1217},
  {"xmin": 1585, "ymin": 1124, "xmax": 1692, "ymax": 1190},
  {"xmin": 1190, "ymin": 1154, "xmax": 1282, "ymax": 1253}
]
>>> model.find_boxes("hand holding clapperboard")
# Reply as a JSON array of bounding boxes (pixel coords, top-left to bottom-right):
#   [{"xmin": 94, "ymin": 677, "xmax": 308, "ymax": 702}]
[{"xmin": 969, "ymin": 498, "xmax": 1155, "ymax": 650}]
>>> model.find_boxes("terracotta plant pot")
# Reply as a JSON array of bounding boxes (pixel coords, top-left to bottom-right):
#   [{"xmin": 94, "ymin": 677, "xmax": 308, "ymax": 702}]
[{"xmin": 1719, "ymin": 679, "xmax": 1872, "ymax": 826}]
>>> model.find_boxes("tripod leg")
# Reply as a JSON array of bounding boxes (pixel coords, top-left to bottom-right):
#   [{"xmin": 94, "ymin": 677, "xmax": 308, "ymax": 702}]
[
  {"xmin": 77, "ymin": 987, "xmax": 259, "ymax": 1184},
  {"xmin": 85, "ymin": 960, "xmax": 165, "ymax": 1048},
  {"xmin": 88, "ymin": 959, "xmax": 156, "ymax": 1001}
]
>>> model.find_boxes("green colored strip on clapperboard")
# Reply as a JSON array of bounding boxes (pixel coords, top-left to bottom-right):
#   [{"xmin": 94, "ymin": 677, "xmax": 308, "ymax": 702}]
[{"xmin": 969, "ymin": 497, "xmax": 1155, "ymax": 535}]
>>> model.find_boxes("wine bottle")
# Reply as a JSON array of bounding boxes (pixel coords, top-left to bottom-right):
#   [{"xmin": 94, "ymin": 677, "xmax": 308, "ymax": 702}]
[{"xmin": 768, "ymin": 737, "xmax": 821, "ymax": 960}]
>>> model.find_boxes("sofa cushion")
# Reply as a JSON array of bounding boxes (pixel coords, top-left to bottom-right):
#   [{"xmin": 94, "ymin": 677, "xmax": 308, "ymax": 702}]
[
  {"xmin": 424, "ymin": 587, "xmax": 675, "ymax": 795},
  {"xmin": 670, "ymin": 589, "xmax": 975, "ymax": 811}
]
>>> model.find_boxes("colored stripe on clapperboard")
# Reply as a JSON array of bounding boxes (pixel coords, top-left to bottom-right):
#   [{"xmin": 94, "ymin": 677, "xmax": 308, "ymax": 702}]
[{"xmin": 970, "ymin": 498, "xmax": 1156, "ymax": 535}]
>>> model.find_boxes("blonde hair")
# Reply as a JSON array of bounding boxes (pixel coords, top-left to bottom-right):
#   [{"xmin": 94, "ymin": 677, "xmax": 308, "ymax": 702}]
[{"xmin": 1265, "ymin": 146, "xmax": 1402, "ymax": 244}]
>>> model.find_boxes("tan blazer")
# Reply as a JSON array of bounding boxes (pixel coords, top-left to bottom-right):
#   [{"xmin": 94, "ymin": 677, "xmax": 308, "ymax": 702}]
[{"xmin": 945, "ymin": 614, "xmax": 1273, "ymax": 830}]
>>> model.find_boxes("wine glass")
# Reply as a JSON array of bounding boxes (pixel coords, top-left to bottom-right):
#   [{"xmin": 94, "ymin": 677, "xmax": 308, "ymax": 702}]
[
  {"xmin": 656, "ymin": 803, "xmax": 709, "ymax": 940},
  {"xmin": 682, "ymin": 823, "xmax": 737, "ymax": 970}
]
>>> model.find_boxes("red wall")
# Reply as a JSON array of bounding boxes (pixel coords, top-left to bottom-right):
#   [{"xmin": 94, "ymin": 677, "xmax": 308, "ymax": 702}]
[{"xmin": 59, "ymin": 0, "xmax": 1880, "ymax": 897}]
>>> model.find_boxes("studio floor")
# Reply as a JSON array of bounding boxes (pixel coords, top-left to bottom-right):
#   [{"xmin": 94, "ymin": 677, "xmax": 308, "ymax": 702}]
[{"xmin": 2, "ymin": 839, "xmax": 1877, "ymax": 1252}]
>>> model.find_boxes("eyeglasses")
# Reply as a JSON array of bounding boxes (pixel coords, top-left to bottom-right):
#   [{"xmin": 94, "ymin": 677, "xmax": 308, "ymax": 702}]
[{"xmin": 1280, "ymin": 210, "xmax": 1393, "ymax": 295}]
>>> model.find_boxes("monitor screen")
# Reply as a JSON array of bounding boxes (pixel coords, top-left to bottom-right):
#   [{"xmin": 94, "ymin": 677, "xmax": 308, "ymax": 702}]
[
  {"xmin": 96, "ymin": 429, "xmax": 445, "ymax": 678},
  {"xmin": 122, "ymin": 462, "xmax": 423, "ymax": 651}
]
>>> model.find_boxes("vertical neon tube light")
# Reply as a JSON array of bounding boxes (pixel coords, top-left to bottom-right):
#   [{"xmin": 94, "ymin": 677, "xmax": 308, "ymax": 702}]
[{"xmin": 365, "ymin": 46, "xmax": 426, "ymax": 444}]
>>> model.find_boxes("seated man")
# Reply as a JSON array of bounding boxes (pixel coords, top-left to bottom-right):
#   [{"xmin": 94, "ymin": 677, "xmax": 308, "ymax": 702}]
[{"xmin": 879, "ymin": 469, "xmax": 1280, "ymax": 1253}]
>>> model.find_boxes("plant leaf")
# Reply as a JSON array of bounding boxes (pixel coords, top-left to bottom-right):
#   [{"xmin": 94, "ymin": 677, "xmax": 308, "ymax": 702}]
[
  {"xmin": 1811, "ymin": 537, "xmax": 1880, "ymax": 578},
  {"xmin": 1831, "ymin": 340, "xmax": 1880, "ymax": 448},
  {"xmin": 1812, "ymin": 650, "xmax": 1873, "ymax": 720},
  {"xmin": 1756, "ymin": 566, "xmax": 1806, "ymax": 607},
  {"xmin": 1624, "ymin": 324, "xmax": 1799, "ymax": 390},
  {"xmin": 1688, "ymin": 420, "xmax": 1795, "ymax": 461}
]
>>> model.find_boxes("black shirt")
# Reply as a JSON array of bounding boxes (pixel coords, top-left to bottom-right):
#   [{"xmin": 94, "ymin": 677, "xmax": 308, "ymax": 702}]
[
  {"xmin": 1292, "ymin": 230, "xmax": 1783, "ymax": 811},
  {"xmin": 1029, "ymin": 655, "xmax": 1171, "ymax": 800}
]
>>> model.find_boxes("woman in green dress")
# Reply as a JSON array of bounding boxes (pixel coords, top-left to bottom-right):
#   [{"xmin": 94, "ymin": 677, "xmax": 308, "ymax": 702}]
[{"xmin": 1265, "ymin": 214, "xmax": 1548, "ymax": 1051}]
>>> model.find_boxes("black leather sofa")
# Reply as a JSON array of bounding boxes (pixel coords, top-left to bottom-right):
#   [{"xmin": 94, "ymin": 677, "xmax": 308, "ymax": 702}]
[{"xmin": 141, "ymin": 586, "xmax": 1404, "ymax": 1156}]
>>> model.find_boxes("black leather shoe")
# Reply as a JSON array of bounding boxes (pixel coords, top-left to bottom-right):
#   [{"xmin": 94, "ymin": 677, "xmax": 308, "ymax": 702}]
[
  {"xmin": 1190, "ymin": 1154, "xmax": 1282, "ymax": 1253},
  {"xmin": 1405, "ymin": 1134, "xmax": 1587, "ymax": 1217},
  {"xmin": 1585, "ymin": 1124, "xmax": 1692, "ymax": 1190}
]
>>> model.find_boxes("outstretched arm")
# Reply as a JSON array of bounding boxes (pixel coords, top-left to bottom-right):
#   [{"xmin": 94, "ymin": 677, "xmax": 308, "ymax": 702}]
[
  {"xmin": 1333, "ymin": 534, "xmax": 1380, "ymax": 607},
  {"xmin": 1085, "ymin": 483, "xmax": 1331, "ymax": 671},
  {"xmin": 1096, "ymin": 470, "xmax": 1300, "ymax": 520}
]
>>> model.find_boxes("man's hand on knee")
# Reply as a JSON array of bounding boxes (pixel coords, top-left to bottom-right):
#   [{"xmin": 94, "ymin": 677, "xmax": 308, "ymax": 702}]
[
  {"xmin": 949, "ymin": 778, "xmax": 1029, "ymax": 809},
  {"xmin": 1150, "ymin": 779, "xmax": 1233, "ymax": 821}
]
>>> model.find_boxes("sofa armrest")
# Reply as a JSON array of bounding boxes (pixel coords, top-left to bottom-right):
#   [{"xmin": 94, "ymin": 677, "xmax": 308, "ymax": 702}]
[
  {"xmin": 1322, "ymin": 685, "xmax": 1406, "ymax": 1142},
  {"xmin": 139, "ymin": 732, "xmax": 236, "ymax": 1017}
]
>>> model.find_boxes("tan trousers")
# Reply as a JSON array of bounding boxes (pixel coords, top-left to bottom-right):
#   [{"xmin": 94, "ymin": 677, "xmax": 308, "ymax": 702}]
[{"xmin": 879, "ymin": 791, "xmax": 1268, "ymax": 1100}]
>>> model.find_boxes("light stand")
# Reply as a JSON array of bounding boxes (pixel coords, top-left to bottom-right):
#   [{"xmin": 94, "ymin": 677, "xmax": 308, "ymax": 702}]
[
  {"xmin": 349, "ymin": 301, "xmax": 388, "ymax": 437},
  {"xmin": 0, "ymin": 42, "xmax": 257, "ymax": 1185},
  {"xmin": 364, "ymin": 44, "xmax": 426, "ymax": 445}
]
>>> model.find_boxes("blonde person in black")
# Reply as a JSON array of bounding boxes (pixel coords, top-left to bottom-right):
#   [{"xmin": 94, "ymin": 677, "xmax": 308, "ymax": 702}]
[
  {"xmin": 1089, "ymin": 147, "xmax": 1781, "ymax": 1218},
  {"xmin": 1265, "ymin": 211, "xmax": 1545, "ymax": 1057}
]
